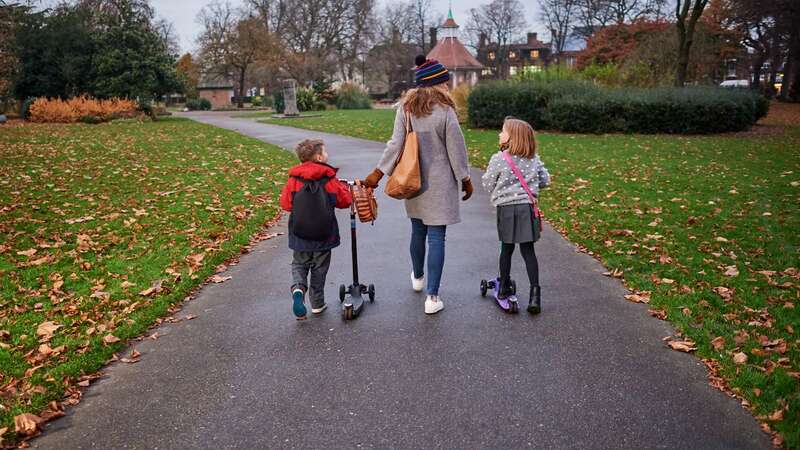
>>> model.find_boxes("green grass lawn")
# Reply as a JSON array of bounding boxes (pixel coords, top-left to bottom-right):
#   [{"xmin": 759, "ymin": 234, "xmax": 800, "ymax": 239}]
[
  {"xmin": 262, "ymin": 108, "xmax": 800, "ymax": 447},
  {"xmin": 0, "ymin": 118, "xmax": 294, "ymax": 443}
]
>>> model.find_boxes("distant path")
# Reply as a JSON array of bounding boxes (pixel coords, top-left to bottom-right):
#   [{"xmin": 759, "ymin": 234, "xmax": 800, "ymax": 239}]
[{"xmin": 32, "ymin": 111, "xmax": 768, "ymax": 449}]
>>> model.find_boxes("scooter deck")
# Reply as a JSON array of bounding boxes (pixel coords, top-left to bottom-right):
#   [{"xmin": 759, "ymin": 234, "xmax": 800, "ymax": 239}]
[{"xmin": 480, "ymin": 278, "xmax": 519, "ymax": 313}]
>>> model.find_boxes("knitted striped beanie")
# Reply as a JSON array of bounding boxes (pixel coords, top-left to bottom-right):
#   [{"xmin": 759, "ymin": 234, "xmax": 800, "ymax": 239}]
[{"xmin": 414, "ymin": 55, "xmax": 450, "ymax": 87}]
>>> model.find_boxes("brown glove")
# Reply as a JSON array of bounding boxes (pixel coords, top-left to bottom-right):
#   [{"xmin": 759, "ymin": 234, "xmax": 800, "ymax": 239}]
[
  {"xmin": 362, "ymin": 168, "xmax": 383, "ymax": 188},
  {"xmin": 461, "ymin": 178, "xmax": 473, "ymax": 201}
]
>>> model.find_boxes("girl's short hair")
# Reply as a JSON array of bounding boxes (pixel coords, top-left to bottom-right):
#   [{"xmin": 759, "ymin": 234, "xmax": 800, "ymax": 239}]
[
  {"xmin": 502, "ymin": 118, "xmax": 537, "ymax": 158},
  {"xmin": 295, "ymin": 138, "xmax": 324, "ymax": 162}
]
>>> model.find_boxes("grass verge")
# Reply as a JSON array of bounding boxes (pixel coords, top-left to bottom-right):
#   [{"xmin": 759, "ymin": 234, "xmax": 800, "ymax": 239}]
[
  {"xmin": 0, "ymin": 118, "xmax": 294, "ymax": 444},
  {"xmin": 260, "ymin": 107, "xmax": 800, "ymax": 447}
]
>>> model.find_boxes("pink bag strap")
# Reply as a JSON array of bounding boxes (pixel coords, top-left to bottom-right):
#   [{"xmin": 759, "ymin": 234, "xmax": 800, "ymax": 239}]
[{"xmin": 501, "ymin": 151, "xmax": 543, "ymax": 219}]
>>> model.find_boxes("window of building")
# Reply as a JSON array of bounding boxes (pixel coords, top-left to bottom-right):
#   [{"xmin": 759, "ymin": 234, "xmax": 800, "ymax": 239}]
[
  {"xmin": 521, "ymin": 65, "xmax": 542, "ymax": 75},
  {"xmin": 509, "ymin": 50, "xmax": 516, "ymax": 59},
  {"xmin": 488, "ymin": 52, "xmax": 495, "ymax": 60},
  {"xmin": 531, "ymin": 50, "xmax": 539, "ymax": 59},
  {"xmin": 510, "ymin": 66, "xmax": 518, "ymax": 76},
  {"xmin": 481, "ymin": 68, "xmax": 493, "ymax": 76}
]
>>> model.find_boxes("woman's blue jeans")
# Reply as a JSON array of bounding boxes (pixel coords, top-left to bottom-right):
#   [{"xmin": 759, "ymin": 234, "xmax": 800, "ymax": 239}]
[{"xmin": 410, "ymin": 218, "xmax": 446, "ymax": 296}]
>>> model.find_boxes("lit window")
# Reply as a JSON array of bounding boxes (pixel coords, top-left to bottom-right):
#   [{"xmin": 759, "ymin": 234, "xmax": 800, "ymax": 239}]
[
  {"xmin": 509, "ymin": 51, "xmax": 516, "ymax": 59},
  {"xmin": 510, "ymin": 66, "xmax": 518, "ymax": 76},
  {"xmin": 531, "ymin": 50, "xmax": 539, "ymax": 59},
  {"xmin": 488, "ymin": 52, "xmax": 495, "ymax": 60}
]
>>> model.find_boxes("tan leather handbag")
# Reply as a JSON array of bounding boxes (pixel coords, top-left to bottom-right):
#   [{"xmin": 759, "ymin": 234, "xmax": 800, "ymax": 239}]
[
  {"xmin": 352, "ymin": 180, "xmax": 378, "ymax": 223},
  {"xmin": 384, "ymin": 111, "xmax": 421, "ymax": 199}
]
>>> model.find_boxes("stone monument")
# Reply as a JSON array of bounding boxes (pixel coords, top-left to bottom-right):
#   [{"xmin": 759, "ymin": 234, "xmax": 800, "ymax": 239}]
[{"xmin": 282, "ymin": 79, "xmax": 299, "ymax": 116}]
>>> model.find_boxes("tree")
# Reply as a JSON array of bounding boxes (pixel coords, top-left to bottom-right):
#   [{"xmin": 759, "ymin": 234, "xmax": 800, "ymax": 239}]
[
  {"xmin": 0, "ymin": 2, "xmax": 29, "ymax": 109},
  {"xmin": 539, "ymin": 0, "xmax": 577, "ymax": 55},
  {"xmin": 176, "ymin": 53, "xmax": 200, "ymax": 98},
  {"xmin": 675, "ymin": 0, "xmax": 710, "ymax": 86},
  {"xmin": 465, "ymin": 0, "xmax": 527, "ymax": 78},
  {"xmin": 198, "ymin": 2, "xmax": 279, "ymax": 107},
  {"xmin": 13, "ymin": 4, "xmax": 96, "ymax": 100},
  {"xmin": 411, "ymin": 0, "xmax": 435, "ymax": 54},
  {"xmin": 577, "ymin": 20, "xmax": 669, "ymax": 68},
  {"xmin": 573, "ymin": 0, "xmax": 667, "ymax": 39},
  {"xmin": 90, "ymin": 0, "xmax": 182, "ymax": 99}
]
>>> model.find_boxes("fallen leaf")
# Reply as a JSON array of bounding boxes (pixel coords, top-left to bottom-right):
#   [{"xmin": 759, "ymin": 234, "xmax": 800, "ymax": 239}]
[
  {"xmin": 715, "ymin": 236, "xmax": 729, "ymax": 243},
  {"xmin": 625, "ymin": 292, "xmax": 651, "ymax": 303},
  {"xmin": 17, "ymin": 248, "xmax": 37, "ymax": 257},
  {"xmin": 648, "ymin": 309, "xmax": 666, "ymax": 320},
  {"xmin": 102, "ymin": 334, "xmax": 120, "ymax": 345},
  {"xmin": 711, "ymin": 336, "xmax": 725, "ymax": 351},
  {"xmin": 733, "ymin": 352, "xmax": 748, "ymax": 365},
  {"xmin": 210, "ymin": 275, "xmax": 232, "ymax": 284},
  {"xmin": 668, "ymin": 340, "xmax": 697, "ymax": 352},
  {"xmin": 36, "ymin": 321, "xmax": 61, "ymax": 339},
  {"xmin": 14, "ymin": 413, "xmax": 43, "ymax": 436},
  {"xmin": 723, "ymin": 265, "xmax": 740, "ymax": 277},
  {"xmin": 661, "ymin": 278, "xmax": 675, "ymax": 284},
  {"xmin": 767, "ymin": 409, "xmax": 784, "ymax": 421},
  {"xmin": 139, "ymin": 279, "xmax": 163, "ymax": 297}
]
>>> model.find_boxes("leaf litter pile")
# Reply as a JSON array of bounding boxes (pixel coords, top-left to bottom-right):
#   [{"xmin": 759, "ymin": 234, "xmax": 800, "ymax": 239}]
[
  {"xmin": 0, "ymin": 118, "xmax": 294, "ymax": 445},
  {"xmin": 260, "ymin": 105, "xmax": 800, "ymax": 448}
]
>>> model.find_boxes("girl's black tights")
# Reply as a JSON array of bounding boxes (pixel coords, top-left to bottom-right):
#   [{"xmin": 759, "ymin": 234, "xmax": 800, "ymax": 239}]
[{"xmin": 499, "ymin": 242, "xmax": 539, "ymax": 296}]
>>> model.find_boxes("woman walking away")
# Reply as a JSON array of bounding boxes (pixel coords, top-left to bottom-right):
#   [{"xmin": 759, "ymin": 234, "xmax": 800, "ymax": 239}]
[
  {"xmin": 361, "ymin": 55, "xmax": 472, "ymax": 315},
  {"xmin": 481, "ymin": 118, "xmax": 550, "ymax": 314}
]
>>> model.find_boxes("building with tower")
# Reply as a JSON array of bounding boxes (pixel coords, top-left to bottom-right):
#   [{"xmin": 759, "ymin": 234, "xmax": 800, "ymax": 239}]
[{"xmin": 425, "ymin": 8, "xmax": 484, "ymax": 89}]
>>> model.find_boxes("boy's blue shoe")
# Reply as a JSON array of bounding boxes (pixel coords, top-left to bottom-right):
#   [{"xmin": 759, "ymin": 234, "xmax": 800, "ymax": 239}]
[{"xmin": 292, "ymin": 289, "xmax": 307, "ymax": 319}]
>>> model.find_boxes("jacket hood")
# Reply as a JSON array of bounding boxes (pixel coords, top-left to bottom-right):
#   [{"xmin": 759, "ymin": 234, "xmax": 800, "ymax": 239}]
[{"xmin": 288, "ymin": 162, "xmax": 339, "ymax": 180}]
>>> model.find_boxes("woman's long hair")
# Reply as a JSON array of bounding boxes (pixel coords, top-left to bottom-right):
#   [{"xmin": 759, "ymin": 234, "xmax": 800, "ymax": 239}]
[{"xmin": 402, "ymin": 86, "xmax": 456, "ymax": 117}]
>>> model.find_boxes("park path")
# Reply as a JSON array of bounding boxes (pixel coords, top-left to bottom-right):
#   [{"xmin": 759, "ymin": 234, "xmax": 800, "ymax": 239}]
[{"xmin": 32, "ymin": 112, "xmax": 768, "ymax": 449}]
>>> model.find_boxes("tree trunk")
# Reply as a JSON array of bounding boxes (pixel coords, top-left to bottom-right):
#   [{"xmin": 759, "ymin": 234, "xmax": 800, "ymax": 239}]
[
  {"xmin": 675, "ymin": 32, "xmax": 689, "ymax": 87},
  {"xmin": 780, "ymin": 26, "xmax": 800, "ymax": 101},
  {"xmin": 751, "ymin": 56, "xmax": 766, "ymax": 92},
  {"xmin": 238, "ymin": 68, "xmax": 246, "ymax": 108}
]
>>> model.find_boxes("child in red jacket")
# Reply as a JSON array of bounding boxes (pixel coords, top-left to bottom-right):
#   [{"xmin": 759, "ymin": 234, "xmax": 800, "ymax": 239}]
[{"xmin": 280, "ymin": 139, "xmax": 352, "ymax": 319}]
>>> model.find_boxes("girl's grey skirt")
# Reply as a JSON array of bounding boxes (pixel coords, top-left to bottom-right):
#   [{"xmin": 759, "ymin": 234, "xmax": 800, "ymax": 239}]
[{"xmin": 497, "ymin": 203, "xmax": 540, "ymax": 244}]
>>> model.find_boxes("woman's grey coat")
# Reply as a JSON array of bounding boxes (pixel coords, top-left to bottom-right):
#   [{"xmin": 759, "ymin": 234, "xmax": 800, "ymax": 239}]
[{"xmin": 377, "ymin": 103, "xmax": 470, "ymax": 226}]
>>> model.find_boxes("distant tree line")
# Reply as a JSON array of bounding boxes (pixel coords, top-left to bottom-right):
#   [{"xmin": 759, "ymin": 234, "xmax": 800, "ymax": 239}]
[{"xmin": 0, "ymin": 0, "xmax": 182, "ymax": 110}]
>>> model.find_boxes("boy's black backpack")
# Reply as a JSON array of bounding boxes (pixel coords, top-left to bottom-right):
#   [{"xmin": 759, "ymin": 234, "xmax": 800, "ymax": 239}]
[{"xmin": 290, "ymin": 176, "xmax": 335, "ymax": 241}]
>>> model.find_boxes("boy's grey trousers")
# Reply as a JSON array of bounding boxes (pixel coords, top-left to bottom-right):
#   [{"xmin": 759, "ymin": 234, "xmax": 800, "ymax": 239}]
[{"xmin": 291, "ymin": 250, "xmax": 331, "ymax": 308}]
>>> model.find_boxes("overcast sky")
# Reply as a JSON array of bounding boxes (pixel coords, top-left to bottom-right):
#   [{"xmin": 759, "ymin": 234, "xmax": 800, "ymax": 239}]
[{"xmin": 148, "ymin": 0, "xmax": 543, "ymax": 54}]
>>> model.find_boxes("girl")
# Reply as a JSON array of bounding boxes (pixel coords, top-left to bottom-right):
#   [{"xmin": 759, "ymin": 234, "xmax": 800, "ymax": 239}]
[{"xmin": 481, "ymin": 118, "xmax": 550, "ymax": 314}]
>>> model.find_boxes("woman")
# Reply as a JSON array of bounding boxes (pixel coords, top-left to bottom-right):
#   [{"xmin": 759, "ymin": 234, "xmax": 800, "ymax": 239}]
[{"xmin": 362, "ymin": 56, "xmax": 472, "ymax": 315}]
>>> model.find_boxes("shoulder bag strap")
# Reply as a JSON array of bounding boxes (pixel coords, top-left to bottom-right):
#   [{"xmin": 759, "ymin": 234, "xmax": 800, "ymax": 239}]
[{"xmin": 501, "ymin": 151, "xmax": 542, "ymax": 221}]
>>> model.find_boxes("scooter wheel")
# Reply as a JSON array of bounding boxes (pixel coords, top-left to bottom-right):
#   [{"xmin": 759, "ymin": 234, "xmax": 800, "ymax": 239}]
[
  {"xmin": 343, "ymin": 304, "xmax": 354, "ymax": 320},
  {"xmin": 511, "ymin": 279, "xmax": 517, "ymax": 295},
  {"xmin": 510, "ymin": 301, "xmax": 519, "ymax": 314},
  {"xmin": 479, "ymin": 280, "xmax": 488, "ymax": 297},
  {"xmin": 339, "ymin": 284, "xmax": 346, "ymax": 302},
  {"xmin": 368, "ymin": 284, "xmax": 375, "ymax": 303}
]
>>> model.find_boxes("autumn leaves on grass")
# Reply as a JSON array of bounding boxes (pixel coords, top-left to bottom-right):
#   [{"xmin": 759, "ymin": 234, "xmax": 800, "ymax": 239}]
[{"xmin": 0, "ymin": 119, "xmax": 294, "ymax": 445}]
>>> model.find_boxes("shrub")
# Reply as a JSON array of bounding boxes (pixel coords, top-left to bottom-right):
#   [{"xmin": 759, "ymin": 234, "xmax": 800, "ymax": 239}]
[
  {"xmin": 334, "ymin": 83, "xmax": 371, "ymax": 110},
  {"xmin": 313, "ymin": 79, "xmax": 336, "ymax": 104},
  {"xmin": 79, "ymin": 115, "xmax": 103, "ymax": 124},
  {"xmin": 451, "ymin": 84, "xmax": 470, "ymax": 123},
  {"xmin": 468, "ymin": 80, "xmax": 768, "ymax": 134},
  {"xmin": 251, "ymin": 96, "xmax": 262, "ymax": 107},
  {"xmin": 28, "ymin": 96, "xmax": 138, "ymax": 123},
  {"xmin": 22, "ymin": 97, "xmax": 35, "ymax": 119},
  {"xmin": 186, "ymin": 98, "xmax": 211, "ymax": 111},
  {"xmin": 296, "ymin": 87, "xmax": 325, "ymax": 112},
  {"xmin": 273, "ymin": 91, "xmax": 285, "ymax": 113}
]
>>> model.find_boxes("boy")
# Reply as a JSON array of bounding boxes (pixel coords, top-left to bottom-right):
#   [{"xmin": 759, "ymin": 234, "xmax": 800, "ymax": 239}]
[{"xmin": 280, "ymin": 139, "xmax": 352, "ymax": 319}]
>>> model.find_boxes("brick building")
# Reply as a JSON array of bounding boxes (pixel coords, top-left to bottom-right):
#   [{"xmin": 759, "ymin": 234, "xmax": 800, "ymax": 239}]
[{"xmin": 477, "ymin": 32, "xmax": 553, "ymax": 78}]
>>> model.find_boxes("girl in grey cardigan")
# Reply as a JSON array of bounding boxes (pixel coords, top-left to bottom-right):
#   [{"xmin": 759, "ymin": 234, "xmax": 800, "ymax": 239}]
[
  {"xmin": 362, "ymin": 56, "xmax": 472, "ymax": 315},
  {"xmin": 481, "ymin": 118, "xmax": 550, "ymax": 314}
]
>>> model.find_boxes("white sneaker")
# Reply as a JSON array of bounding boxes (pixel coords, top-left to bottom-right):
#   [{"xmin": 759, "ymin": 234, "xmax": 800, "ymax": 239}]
[
  {"xmin": 411, "ymin": 272, "xmax": 424, "ymax": 292},
  {"xmin": 425, "ymin": 295, "xmax": 444, "ymax": 314},
  {"xmin": 311, "ymin": 304, "xmax": 327, "ymax": 314}
]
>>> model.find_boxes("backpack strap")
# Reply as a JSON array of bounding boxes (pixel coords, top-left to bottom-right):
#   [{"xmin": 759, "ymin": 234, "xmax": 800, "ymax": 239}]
[{"xmin": 501, "ymin": 151, "xmax": 543, "ymax": 229}]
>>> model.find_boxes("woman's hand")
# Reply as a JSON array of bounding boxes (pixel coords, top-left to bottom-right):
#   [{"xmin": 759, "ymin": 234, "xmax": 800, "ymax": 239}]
[
  {"xmin": 362, "ymin": 168, "xmax": 384, "ymax": 188},
  {"xmin": 461, "ymin": 177, "xmax": 473, "ymax": 201}
]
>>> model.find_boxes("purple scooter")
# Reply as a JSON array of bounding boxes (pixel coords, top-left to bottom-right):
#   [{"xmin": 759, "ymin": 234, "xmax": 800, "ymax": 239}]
[{"xmin": 479, "ymin": 278, "xmax": 519, "ymax": 313}]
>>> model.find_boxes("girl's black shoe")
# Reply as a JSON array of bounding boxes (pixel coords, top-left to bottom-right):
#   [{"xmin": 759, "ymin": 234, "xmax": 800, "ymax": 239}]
[
  {"xmin": 498, "ymin": 276, "xmax": 514, "ymax": 299},
  {"xmin": 528, "ymin": 286, "xmax": 541, "ymax": 314}
]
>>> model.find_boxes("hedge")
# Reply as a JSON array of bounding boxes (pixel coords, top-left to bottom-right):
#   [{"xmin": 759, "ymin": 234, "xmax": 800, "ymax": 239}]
[{"xmin": 468, "ymin": 80, "xmax": 769, "ymax": 134}]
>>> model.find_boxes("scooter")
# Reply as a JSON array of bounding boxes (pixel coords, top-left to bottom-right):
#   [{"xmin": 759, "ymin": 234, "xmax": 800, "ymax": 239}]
[
  {"xmin": 479, "ymin": 278, "xmax": 519, "ymax": 313},
  {"xmin": 338, "ymin": 180, "xmax": 375, "ymax": 320}
]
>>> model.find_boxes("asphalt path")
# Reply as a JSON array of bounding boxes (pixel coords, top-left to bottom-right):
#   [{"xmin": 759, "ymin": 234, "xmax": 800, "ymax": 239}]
[{"xmin": 31, "ymin": 111, "xmax": 769, "ymax": 449}]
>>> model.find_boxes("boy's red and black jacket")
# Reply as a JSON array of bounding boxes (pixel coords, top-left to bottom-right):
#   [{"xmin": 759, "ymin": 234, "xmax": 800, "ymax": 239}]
[{"xmin": 280, "ymin": 161, "xmax": 352, "ymax": 251}]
